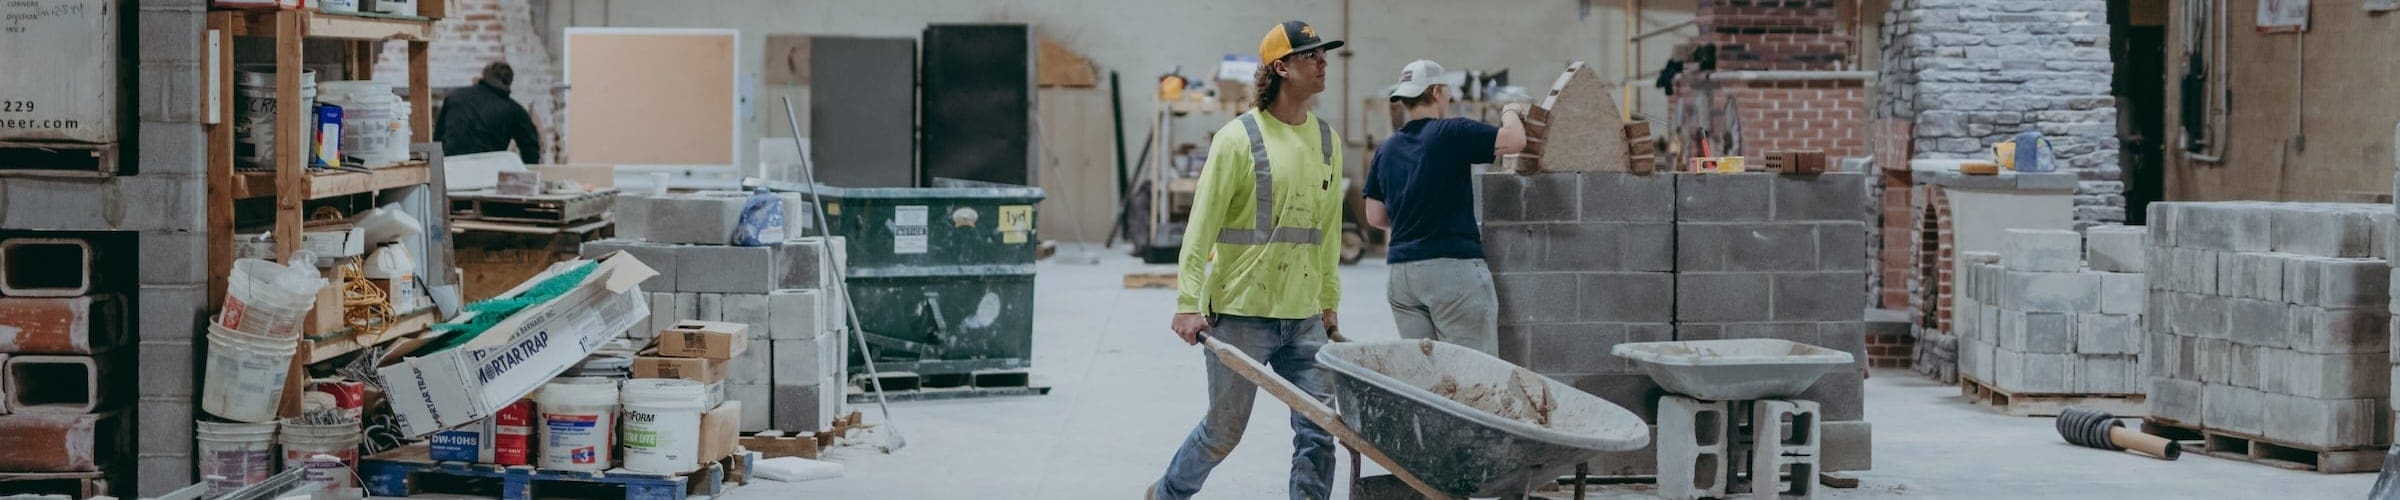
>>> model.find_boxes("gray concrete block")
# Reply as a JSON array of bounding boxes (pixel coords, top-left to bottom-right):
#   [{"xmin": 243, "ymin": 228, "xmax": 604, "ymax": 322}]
[
  {"xmin": 723, "ymin": 293, "xmax": 771, "ymax": 340},
  {"xmin": 1673, "ymin": 322, "xmax": 1721, "ymax": 341},
  {"xmin": 1771, "ymin": 172, "xmax": 1867, "ymax": 222},
  {"xmin": 1478, "ymin": 172, "xmax": 1528, "ymax": 223},
  {"xmin": 2084, "ymin": 225, "xmax": 2148, "ymax": 273},
  {"xmin": 2289, "ymin": 306, "xmax": 2389, "ymax": 355},
  {"xmin": 1816, "ymin": 222, "xmax": 1867, "ymax": 271},
  {"xmin": 1676, "ymin": 223, "xmax": 1817, "ymax": 272},
  {"xmin": 2145, "ymin": 332, "xmax": 2175, "ymax": 378},
  {"xmin": 2194, "ymin": 338, "xmax": 2232, "ymax": 384},
  {"xmin": 1771, "ymin": 272, "xmax": 1866, "ymax": 321},
  {"xmin": 1997, "ymin": 310, "xmax": 2023, "ymax": 350},
  {"xmin": 2275, "ymin": 352, "xmax": 2388, "ymax": 400},
  {"xmin": 1721, "ymin": 322, "xmax": 1819, "ymax": 342},
  {"xmin": 2146, "ymin": 291, "xmax": 2171, "ymax": 334},
  {"xmin": 2168, "ymin": 248, "xmax": 2220, "ymax": 293},
  {"xmin": 2298, "ymin": 258, "xmax": 2391, "ymax": 308},
  {"xmin": 774, "ymin": 238, "xmax": 831, "ymax": 290},
  {"xmin": 644, "ymin": 292, "xmax": 675, "ymax": 340},
  {"xmin": 1564, "ymin": 372, "xmax": 1665, "ymax": 424},
  {"xmin": 647, "ymin": 193, "xmax": 746, "ymax": 245},
  {"xmin": 2017, "ymin": 312, "xmax": 2076, "ymax": 354},
  {"xmin": 2099, "ymin": 272, "xmax": 2145, "ymax": 315},
  {"xmin": 1496, "ymin": 273, "xmax": 1581, "ymax": 325},
  {"xmin": 1816, "ymin": 322, "xmax": 1869, "ymax": 368},
  {"xmin": 615, "ymin": 195, "xmax": 651, "ymax": 240},
  {"xmin": 2080, "ymin": 355, "xmax": 2137, "ymax": 394},
  {"xmin": 2002, "ymin": 270, "xmax": 2101, "ymax": 313},
  {"xmin": 2174, "ymin": 334, "xmax": 2201, "ymax": 381},
  {"xmin": 1821, "ymin": 420, "xmax": 1872, "ymax": 472},
  {"xmin": 138, "ymin": 397, "xmax": 194, "ymax": 458},
  {"xmin": 581, "ymin": 239, "xmax": 680, "ymax": 293},
  {"xmin": 769, "ymin": 289, "xmax": 829, "ymax": 341},
  {"xmin": 1497, "ymin": 325, "xmax": 1531, "ymax": 366},
  {"xmin": 773, "ymin": 383, "xmax": 831, "ymax": 432},
  {"xmin": 2076, "ymin": 313, "xmax": 2138, "ymax": 355},
  {"xmin": 1526, "ymin": 323, "xmax": 1638, "ymax": 374},
  {"xmin": 2263, "ymin": 394, "xmax": 2386, "ymax": 450},
  {"xmin": 1675, "ymin": 173, "xmax": 1771, "ymax": 222},
  {"xmin": 2149, "ymin": 377, "xmax": 2204, "ymax": 426},
  {"xmin": 772, "ymin": 337, "xmax": 827, "ymax": 388},
  {"xmin": 2219, "ymin": 252, "xmax": 2283, "ymax": 301},
  {"xmin": 119, "ymin": 175, "xmax": 206, "ymax": 232},
  {"xmin": 138, "ymin": 284, "xmax": 205, "ymax": 341},
  {"xmin": 2003, "ymin": 228, "xmax": 2082, "ymax": 272},
  {"xmin": 2177, "ymin": 204, "xmax": 2273, "ymax": 252},
  {"xmin": 1521, "ymin": 171, "xmax": 1584, "ymax": 222},
  {"xmin": 2203, "ymin": 384, "xmax": 2266, "ymax": 436},
  {"xmin": 1798, "ymin": 369, "xmax": 1866, "ymax": 421},
  {"xmin": 2226, "ymin": 299, "xmax": 2291, "ymax": 348},
  {"xmin": 1675, "ymin": 272, "xmax": 1772, "ymax": 322},
  {"xmin": 137, "ymin": 229, "xmax": 206, "ymax": 286},
  {"xmin": 1577, "ymin": 273, "xmax": 1674, "ymax": 323},
  {"xmin": 2379, "ymin": 211, "xmax": 2398, "ymax": 263},
  {"xmin": 672, "ymin": 293, "xmax": 700, "ymax": 326},
  {"xmin": 137, "ymin": 341, "xmax": 191, "ymax": 398},
  {"xmin": 2228, "ymin": 344, "xmax": 2263, "ymax": 389},
  {"xmin": 2146, "ymin": 203, "xmax": 2180, "ymax": 248},
  {"xmin": 729, "ymin": 383, "xmax": 772, "ymax": 432},
  {"xmin": 1580, "ymin": 172, "xmax": 1674, "ymax": 222},
  {"xmin": 728, "ymin": 333, "xmax": 773, "ymax": 385},
  {"xmin": 676, "ymin": 245, "xmax": 777, "ymax": 293},
  {"xmin": 1540, "ymin": 223, "xmax": 1658, "ymax": 272},
  {"xmin": 2273, "ymin": 207, "xmax": 2378, "ymax": 258},
  {"xmin": 1480, "ymin": 224, "xmax": 1543, "ymax": 273},
  {"xmin": 698, "ymin": 293, "xmax": 725, "ymax": 322},
  {"xmin": 2170, "ymin": 293, "xmax": 2229, "ymax": 340}
]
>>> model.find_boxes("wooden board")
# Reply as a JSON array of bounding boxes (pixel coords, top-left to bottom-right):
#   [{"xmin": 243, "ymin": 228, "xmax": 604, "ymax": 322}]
[
  {"xmin": 1536, "ymin": 62, "xmax": 1632, "ymax": 172},
  {"xmin": 563, "ymin": 29, "xmax": 737, "ymax": 168},
  {"xmin": 1123, "ymin": 271, "xmax": 1177, "ymax": 289},
  {"xmin": 741, "ymin": 430, "xmax": 821, "ymax": 460},
  {"xmin": 1198, "ymin": 336, "xmax": 1452, "ymax": 499},
  {"xmin": 1037, "ymin": 36, "xmax": 1097, "ymax": 88},
  {"xmin": 2143, "ymin": 419, "xmax": 2383, "ymax": 473},
  {"xmin": 1958, "ymin": 377, "xmax": 2145, "ymax": 418},
  {"xmin": 762, "ymin": 35, "xmax": 810, "ymax": 85}
]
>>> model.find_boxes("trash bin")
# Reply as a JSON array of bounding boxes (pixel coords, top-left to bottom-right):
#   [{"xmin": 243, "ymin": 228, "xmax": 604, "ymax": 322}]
[{"xmin": 815, "ymin": 178, "xmax": 1044, "ymax": 377}]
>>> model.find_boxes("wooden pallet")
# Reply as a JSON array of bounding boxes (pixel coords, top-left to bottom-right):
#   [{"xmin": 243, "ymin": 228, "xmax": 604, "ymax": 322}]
[
  {"xmin": 0, "ymin": 471, "xmax": 113, "ymax": 498},
  {"xmin": 2141, "ymin": 419, "xmax": 2383, "ymax": 473},
  {"xmin": 1957, "ymin": 377, "xmax": 2145, "ymax": 417},
  {"xmin": 1123, "ymin": 271, "xmax": 1177, "ymax": 289},
  {"xmin": 742, "ymin": 412, "xmax": 865, "ymax": 460},
  {"xmin": 450, "ymin": 189, "xmax": 618, "ymax": 225},
  {"xmin": 360, "ymin": 443, "xmax": 749, "ymax": 499},
  {"xmin": 0, "ymin": 141, "xmax": 117, "ymax": 177},
  {"xmin": 852, "ymin": 369, "xmax": 1051, "ymax": 402}
]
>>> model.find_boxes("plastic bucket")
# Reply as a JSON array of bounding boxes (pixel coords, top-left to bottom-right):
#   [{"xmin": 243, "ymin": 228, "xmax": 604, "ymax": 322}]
[
  {"xmin": 196, "ymin": 420, "xmax": 277, "ymax": 495},
  {"xmin": 535, "ymin": 378, "xmax": 620, "ymax": 472},
  {"xmin": 220, "ymin": 257, "xmax": 325, "ymax": 339},
  {"xmin": 200, "ymin": 324, "xmax": 299, "ymax": 423},
  {"xmin": 319, "ymin": 81, "xmax": 406, "ymax": 166},
  {"xmin": 234, "ymin": 68, "xmax": 318, "ymax": 169},
  {"xmin": 620, "ymin": 379, "xmax": 708, "ymax": 474},
  {"xmin": 319, "ymin": 0, "xmax": 360, "ymax": 13},
  {"xmin": 370, "ymin": 0, "xmax": 417, "ymax": 16},
  {"xmin": 281, "ymin": 419, "xmax": 362, "ymax": 490}
]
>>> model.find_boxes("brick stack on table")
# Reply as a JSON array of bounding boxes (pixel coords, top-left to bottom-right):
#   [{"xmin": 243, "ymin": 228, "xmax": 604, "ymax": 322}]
[
  {"xmin": 1953, "ymin": 227, "xmax": 2146, "ymax": 416},
  {"xmin": 584, "ymin": 191, "xmax": 850, "ymax": 436},
  {"xmin": 2144, "ymin": 202, "xmax": 2393, "ymax": 473}
]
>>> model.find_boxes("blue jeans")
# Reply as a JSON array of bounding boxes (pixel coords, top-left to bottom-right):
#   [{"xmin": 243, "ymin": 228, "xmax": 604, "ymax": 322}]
[{"xmin": 1154, "ymin": 314, "xmax": 1336, "ymax": 500}]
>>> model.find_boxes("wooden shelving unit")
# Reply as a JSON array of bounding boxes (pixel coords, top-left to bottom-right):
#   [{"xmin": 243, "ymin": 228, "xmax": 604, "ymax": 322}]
[{"xmin": 204, "ymin": 7, "xmax": 444, "ymax": 417}]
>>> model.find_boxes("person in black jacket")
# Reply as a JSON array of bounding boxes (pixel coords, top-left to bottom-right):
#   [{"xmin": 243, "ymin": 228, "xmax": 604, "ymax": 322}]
[{"xmin": 437, "ymin": 62, "xmax": 541, "ymax": 164}]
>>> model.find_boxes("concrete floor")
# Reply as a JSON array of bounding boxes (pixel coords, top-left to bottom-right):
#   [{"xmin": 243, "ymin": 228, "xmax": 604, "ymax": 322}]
[{"xmin": 725, "ymin": 244, "xmax": 2378, "ymax": 499}]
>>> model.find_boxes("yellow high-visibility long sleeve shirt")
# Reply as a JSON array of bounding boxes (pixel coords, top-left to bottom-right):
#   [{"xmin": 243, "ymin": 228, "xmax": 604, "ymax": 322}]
[{"xmin": 1175, "ymin": 110, "xmax": 1345, "ymax": 319}]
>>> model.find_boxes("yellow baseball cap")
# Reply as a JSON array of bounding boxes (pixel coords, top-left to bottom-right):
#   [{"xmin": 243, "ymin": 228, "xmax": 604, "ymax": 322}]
[{"xmin": 1259, "ymin": 20, "xmax": 1344, "ymax": 62}]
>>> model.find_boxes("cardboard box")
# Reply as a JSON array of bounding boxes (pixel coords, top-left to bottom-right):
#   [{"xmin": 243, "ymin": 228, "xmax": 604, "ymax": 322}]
[
  {"xmin": 699, "ymin": 400, "xmax": 741, "ymax": 463},
  {"xmin": 633, "ymin": 349, "xmax": 731, "ymax": 384},
  {"xmin": 657, "ymin": 321, "xmax": 749, "ymax": 360},
  {"xmin": 377, "ymin": 252, "xmax": 656, "ymax": 437}
]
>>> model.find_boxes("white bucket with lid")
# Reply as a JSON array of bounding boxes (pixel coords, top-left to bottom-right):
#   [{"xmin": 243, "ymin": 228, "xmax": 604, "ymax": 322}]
[
  {"xmin": 234, "ymin": 68, "xmax": 319, "ymax": 169},
  {"xmin": 281, "ymin": 419, "xmax": 362, "ymax": 491},
  {"xmin": 619, "ymin": 379, "xmax": 708, "ymax": 474},
  {"xmin": 319, "ymin": 81, "xmax": 407, "ymax": 166},
  {"xmin": 199, "ymin": 323, "xmax": 299, "ymax": 423},
  {"xmin": 369, "ymin": 0, "xmax": 417, "ymax": 16},
  {"xmin": 219, "ymin": 253, "xmax": 326, "ymax": 339},
  {"xmin": 535, "ymin": 377, "xmax": 620, "ymax": 472},
  {"xmin": 319, "ymin": 0, "xmax": 360, "ymax": 13},
  {"xmin": 196, "ymin": 420, "xmax": 278, "ymax": 495}
]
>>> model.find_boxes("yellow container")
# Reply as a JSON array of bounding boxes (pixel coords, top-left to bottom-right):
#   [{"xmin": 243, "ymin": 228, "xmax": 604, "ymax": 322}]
[{"xmin": 1993, "ymin": 141, "xmax": 2018, "ymax": 170}]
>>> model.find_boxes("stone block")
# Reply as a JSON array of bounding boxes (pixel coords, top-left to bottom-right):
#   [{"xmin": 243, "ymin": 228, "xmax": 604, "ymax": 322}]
[
  {"xmin": 727, "ymin": 334, "xmax": 773, "ymax": 385},
  {"xmin": 580, "ymin": 239, "xmax": 680, "ymax": 293},
  {"xmin": 698, "ymin": 293, "xmax": 724, "ymax": 322},
  {"xmin": 1580, "ymin": 171, "xmax": 1675, "ymax": 222},
  {"xmin": 2084, "ymin": 225, "xmax": 2148, "ymax": 273},
  {"xmin": 1674, "ymin": 173, "xmax": 1770, "ymax": 222},
  {"xmin": 676, "ymin": 245, "xmax": 777, "ymax": 294},
  {"xmin": 2177, "ymin": 204, "xmax": 2272, "ymax": 252},
  {"xmin": 1480, "ymin": 224, "xmax": 1543, "ymax": 273},
  {"xmin": 1478, "ymin": 172, "xmax": 1528, "ymax": 223},
  {"xmin": 2227, "ymin": 344, "xmax": 2263, "ymax": 389},
  {"xmin": 2000, "ymin": 351, "xmax": 2077, "ymax": 394},
  {"xmin": 2289, "ymin": 307, "xmax": 2388, "ymax": 355},
  {"xmin": 2204, "ymin": 384, "xmax": 2266, "ymax": 436},
  {"xmin": 2218, "ymin": 252, "xmax": 2283, "ymax": 301},
  {"xmin": 1674, "ymin": 272, "xmax": 1772, "ymax": 323},
  {"xmin": 1749, "ymin": 400, "xmax": 1823, "ymax": 498},
  {"xmin": 1816, "ymin": 322, "xmax": 1868, "ymax": 367},
  {"xmin": 773, "ymin": 239, "xmax": 831, "ymax": 290},
  {"xmin": 2076, "ymin": 313, "xmax": 2138, "ymax": 355},
  {"xmin": 138, "ymin": 397, "xmax": 193, "ymax": 458},
  {"xmin": 1496, "ymin": 273, "xmax": 1580, "ymax": 325},
  {"xmin": 772, "ymin": 337, "xmax": 826, "ymax": 388},
  {"xmin": 615, "ymin": 195, "xmax": 651, "ymax": 240},
  {"xmin": 2194, "ymin": 338, "xmax": 2231, "ymax": 384},
  {"xmin": 722, "ymin": 293, "xmax": 770, "ymax": 340},
  {"xmin": 1821, "ymin": 420, "xmax": 1872, "ymax": 472},
  {"xmin": 1676, "ymin": 223, "xmax": 1817, "ymax": 272},
  {"xmin": 2149, "ymin": 377, "xmax": 2205, "ymax": 426},
  {"xmin": 2272, "ymin": 351, "xmax": 2387, "ymax": 400},
  {"xmin": 1798, "ymin": 369, "xmax": 1866, "ymax": 421},
  {"xmin": 1578, "ymin": 273, "xmax": 1674, "ymax": 323},
  {"xmin": 1813, "ymin": 223, "xmax": 1865, "ymax": 272},
  {"xmin": 2273, "ymin": 207, "xmax": 2378, "ymax": 258},
  {"xmin": 1521, "ymin": 171, "xmax": 1584, "ymax": 222},
  {"xmin": 2098, "ymin": 272, "xmax": 2144, "ymax": 315},
  {"xmin": 2174, "ymin": 334, "xmax": 2201, "ymax": 381},
  {"xmin": 1540, "ymin": 223, "xmax": 1676, "ymax": 273},
  {"xmin": 2169, "ymin": 248, "xmax": 2219, "ymax": 294},
  {"xmin": 671, "ymin": 293, "xmax": 700, "ymax": 328},
  {"xmin": 2225, "ymin": 299, "xmax": 2290, "ymax": 348},
  {"xmin": 1771, "ymin": 272, "xmax": 1866, "ymax": 322},
  {"xmin": 643, "ymin": 292, "xmax": 674, "ymax": 341},
  {"xmin": 2017, "ymin": 312, "xmax": 2077, "ymax": 354},
  {"xmin": 137, "ymin": 284, "xmax": 204, "ymax": 341},
  {"xmin": 2145, "ymin": 332, "xmax": 2175, "ymax": 378},
  {"xmin": 119, "ymin": 175, "xmax": 206, "ymax": 232},
  {"xmin": 647, "ymin": 193, "xmax": 747, "ymax": 245},
  {"xmin": 2079, "ymin": 355, "xmax": 2137, "ymax": 395},
  {"xmin": 2263, "ymin": 394, "xmax": 2386, "ymax": 450},
  {"xmin": 137, "ymin": 230, "xmax": 206, "ymax": 286},
  {"xmin": 2001, "ymin": 270, "xmax": 2100, "ymax": 313},
  {"xmin": 2003, "ymin": 228, "xmax": 2082, "ymax": 272},
  {"xmin": 2170, "ymin": 293, "xmax": 2228, "ymax": 340},
  {"xmin": 729, "ymin": 383, "xmax": 772, "ymax": 432},
  {"xmin": 769, "ymin": 289, "xmax": 829, "ymax": 341},
  {"xmin": 1656, "ymin": 396, "xmax": 1731, "ymax": 500},
  {"xmin": 2287, "ymin": 258, "xmax": 2392, "ymax": 308},
  {"xmin": 773, "ymin": 383, "xmax": 835, "ymax": 433},
  {"xmin": 1771, "ymin": 172, "xmax": 1866, "ymax": 222}
]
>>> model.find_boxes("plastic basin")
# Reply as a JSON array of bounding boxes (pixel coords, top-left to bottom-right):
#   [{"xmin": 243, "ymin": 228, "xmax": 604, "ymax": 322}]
[{"xmin": 1610, "ymin": 339, "xmax": 1856, "ymax": 401}]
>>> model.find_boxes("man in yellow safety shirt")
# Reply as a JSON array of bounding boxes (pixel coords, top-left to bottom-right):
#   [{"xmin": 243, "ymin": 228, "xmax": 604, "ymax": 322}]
[{"xmin": 1148, "ymin": 20, "xmax": 1347, "ymax": 500}]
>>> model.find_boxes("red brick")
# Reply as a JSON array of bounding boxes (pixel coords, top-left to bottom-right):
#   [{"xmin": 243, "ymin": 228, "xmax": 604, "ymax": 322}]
[
  {"xmin": 0, "ymin": 296, "xmax": 123, "ymax": 354},
  {"xmin": 0, "ymin": 413, "xmax": 120, "ymax": 472}
]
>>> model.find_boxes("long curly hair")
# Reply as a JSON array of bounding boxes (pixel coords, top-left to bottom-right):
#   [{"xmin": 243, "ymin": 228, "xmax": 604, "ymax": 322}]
[{"xmin": 1253, "ymin": 62, "xmax": 1284, "ymax": 111}]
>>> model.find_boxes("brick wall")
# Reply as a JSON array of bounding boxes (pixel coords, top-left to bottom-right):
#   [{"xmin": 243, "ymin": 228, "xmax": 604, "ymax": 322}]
[
  {"xmin": 1871, "ymin": 119, "xmax": 1913, "ymax": 309},
  {"xmin": 1702, "ymin": 78, "xmax": 1867, "ymax": 159},
  {"xmin": 1667, "ymin": 0, "xmax": 1870, "ymax": 173},
  {"xmin": 375, "ymin": 0, "xmax": 559, "ymax": 162}
]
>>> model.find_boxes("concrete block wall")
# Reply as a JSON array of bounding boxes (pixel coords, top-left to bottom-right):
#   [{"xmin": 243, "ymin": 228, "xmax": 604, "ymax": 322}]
[
  {"xmin": 1481, "ymin": 170, "xmax": 1676, "ymax": 414},
  {"xmin": 1955, "ymin": 229, "xmax": 2144, "ymax": 396},
  {"xmin": 2146, "ymin": 202, "xmax": 2392, "ymax": 452},
  {"xmin": 583, "ymin": 236, "xmax": 850, "ymax": 433}
]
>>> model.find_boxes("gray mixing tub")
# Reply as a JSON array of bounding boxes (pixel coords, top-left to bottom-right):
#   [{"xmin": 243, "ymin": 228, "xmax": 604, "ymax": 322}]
[
  {"xmin": 1611, "ymin": 338, "xmax": 1856, "ymax": 401},
  {"xmin": 1317, "ymin": 340, "xmax": 1649, "ymax": 498}
]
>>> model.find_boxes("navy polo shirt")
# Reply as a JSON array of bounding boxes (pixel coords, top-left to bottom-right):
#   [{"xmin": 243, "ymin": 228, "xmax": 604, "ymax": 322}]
[{"xmin": 1364, "ymin": 117, "xmax": 1499, "ymax": 264}]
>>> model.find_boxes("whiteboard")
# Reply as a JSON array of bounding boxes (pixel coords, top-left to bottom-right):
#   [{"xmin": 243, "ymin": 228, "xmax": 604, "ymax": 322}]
[{"xmin": 562, "ymin": 28, "xmax": 740, "ymax": 169}]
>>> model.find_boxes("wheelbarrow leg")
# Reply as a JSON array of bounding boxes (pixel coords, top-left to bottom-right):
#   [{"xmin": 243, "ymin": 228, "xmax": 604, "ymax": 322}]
[
  {"xmin": 1198, "ymin": 335, "xmax": 1456, "ymax": 500},
  {"xmin": 1575, "ymin": 463, "xmax": 1588, "ymax": 500}
]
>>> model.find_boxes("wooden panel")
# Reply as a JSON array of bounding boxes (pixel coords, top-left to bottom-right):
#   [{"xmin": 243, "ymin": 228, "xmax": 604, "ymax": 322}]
[
  {"xmin": 1037, "ymin": 36, "xmax": 1097, "ymax": 88},
  {"xmin": 763, "ymin": 35, "xmax": 810, "ymax": 85},
  {"xmin": 209, "ymin": 12, "xmax": 236, "ymax": 309},
  {"xmin": 1033, "ymin": 88, "xmax": 1117, "ymax": 243},
  {"xmin": 563, "ymin": 29, "xmax": 737, "ymax": 167},
  {"xmin": 2162, "ymin": 0, "xmax": 2400, "ymax": 202}
]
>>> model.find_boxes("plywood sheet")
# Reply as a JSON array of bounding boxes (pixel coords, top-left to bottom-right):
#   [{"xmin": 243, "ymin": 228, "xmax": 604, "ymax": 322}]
[
  {"xmin": 563, "ymin": 29, "xmax": 737, "ymax": 167},
  {"xmin": 1038, "ymin": 36, "xmax": 1098, "ymax": 88},
  {"xmin": 764, "ymin": 35, "xmax": 810, "ymax": 85},
  {"xmin": 1538, "ymin": 62, "xmax": 1631, "ymax": 172}
]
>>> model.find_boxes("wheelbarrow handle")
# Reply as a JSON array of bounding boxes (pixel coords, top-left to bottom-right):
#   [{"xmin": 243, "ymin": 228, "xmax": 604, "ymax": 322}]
[{"xmin": 1194, "ymin": 334, "xmax": 1454, "ymax": 500}]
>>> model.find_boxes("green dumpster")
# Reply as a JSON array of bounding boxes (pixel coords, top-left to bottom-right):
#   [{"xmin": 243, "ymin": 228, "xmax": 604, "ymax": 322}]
[{"xmin": 814, "ymin": 179, "xmax": 1044, "ymax": 377}]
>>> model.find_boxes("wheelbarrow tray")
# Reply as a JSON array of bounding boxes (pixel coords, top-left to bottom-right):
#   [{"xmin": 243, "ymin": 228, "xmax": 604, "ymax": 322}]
[
  {"xmin": 1610, "ymin": 338, "xmax": 1856, "ymax": 401},
  {"xmin": 1317, "ymin": 340, "xmax": 1649, "ymax": 498}
]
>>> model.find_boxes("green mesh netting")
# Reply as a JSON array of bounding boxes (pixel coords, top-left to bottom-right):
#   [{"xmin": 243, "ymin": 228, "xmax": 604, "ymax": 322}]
[{"xmin": 421, "ymin": 261, "xmax": 600, "ymax": 353}]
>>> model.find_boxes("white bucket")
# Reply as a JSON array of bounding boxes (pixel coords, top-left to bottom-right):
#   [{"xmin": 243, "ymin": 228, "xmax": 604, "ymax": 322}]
[
  {"xmin": 234, "ymin": 68, "xmax": 319, "ymax": 169},
  {"xmin": 219, "ymin": 256, "xmax": 326, "ymax": 339},
  {"xmin": 370, "ymin": 0, "xmax": 417, "ymax": 16},
  {"xmin": 620, "ymin": 379, "xmax": 708, "ymax": 474},
  {"xmin": 319, "ymin": 81, "xmax": 407, "ymax": 166},
  {"xmin": 281, "ymin": 419, "xmax": 362, "ymax": 490},
  {"xmin": 535, "ymin": 378, "xmax": 619, "ymax": 472},
  {"xmin": 200, "ymin": 324, "xmax": 299, "ymax": 423},
  {"xmin": 319, "ymin": 0, "xmax": 359, "ymax": 13},
  {"xmin": 196, "ymin": 420, "xmax": 278, "ymax": 495}
]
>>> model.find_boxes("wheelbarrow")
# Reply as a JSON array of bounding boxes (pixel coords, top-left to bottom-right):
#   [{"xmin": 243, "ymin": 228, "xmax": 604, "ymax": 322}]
[{"xmin": 1198, "ymin": 336, "xmax": 1650, "ymax": 499}]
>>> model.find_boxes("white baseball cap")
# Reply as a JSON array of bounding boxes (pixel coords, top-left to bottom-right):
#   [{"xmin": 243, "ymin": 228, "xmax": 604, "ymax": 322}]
[{"xmin": 1389, "ymin": 59, "xmax": 1446, "ymax": 100}]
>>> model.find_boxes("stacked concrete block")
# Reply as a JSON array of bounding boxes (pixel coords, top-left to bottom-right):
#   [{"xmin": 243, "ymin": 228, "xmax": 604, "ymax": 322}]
[
  {"xmin": 1481, "ymin": 170, "xmax": 1677, "ymax": 416},
  {"xmin": 1957, "ymin": 229, "xmax": 2143, "ymax": 396},
  {"xmin": 2146, "ymin": 202, "xmax": 2392, "ymax": 453},
  {"xmin": 1673, "ymin": 172, "xmax": 1869, "ymax": 424}
]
